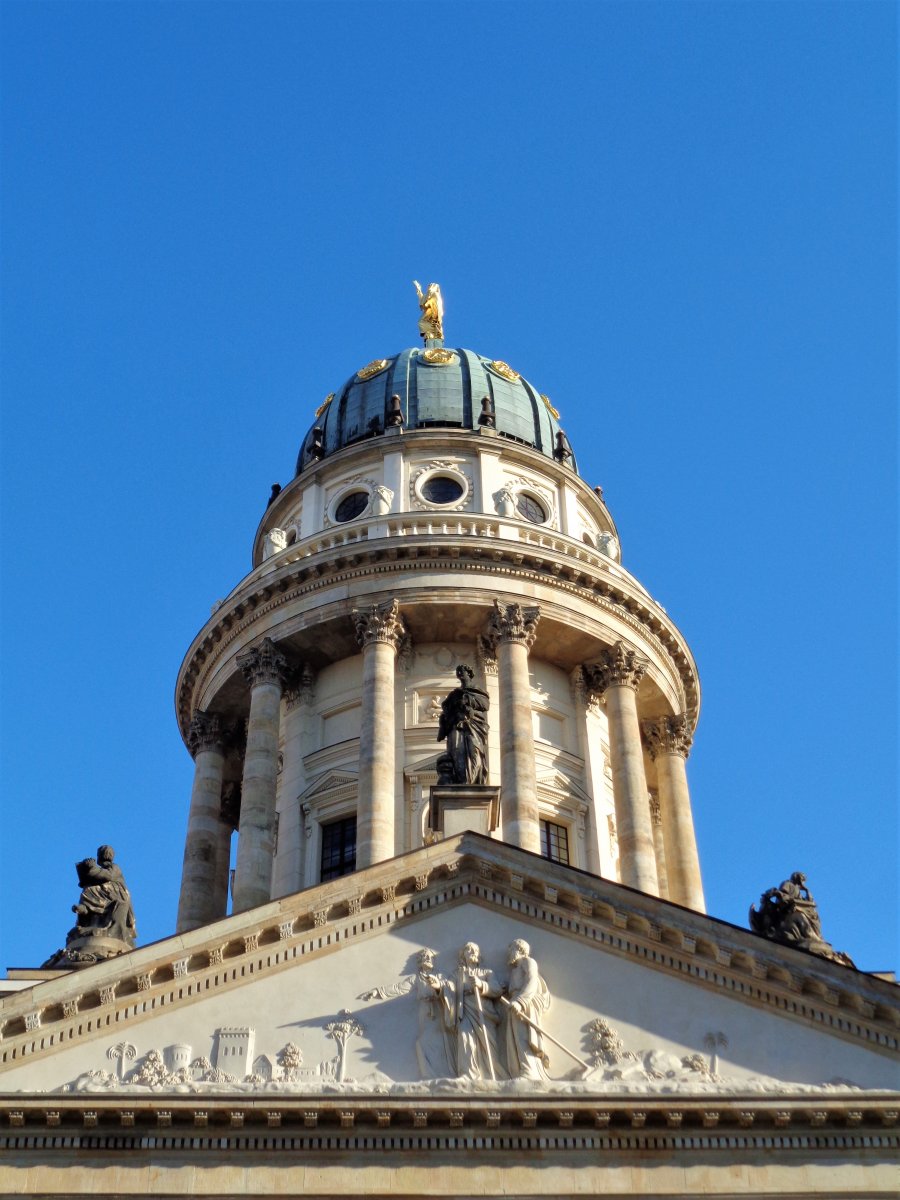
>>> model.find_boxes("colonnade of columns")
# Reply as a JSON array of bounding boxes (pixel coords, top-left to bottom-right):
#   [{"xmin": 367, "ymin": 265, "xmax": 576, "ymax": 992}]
[{"xmin": 176, "ymin": 602, "xmax": 705, "ymax": 934}]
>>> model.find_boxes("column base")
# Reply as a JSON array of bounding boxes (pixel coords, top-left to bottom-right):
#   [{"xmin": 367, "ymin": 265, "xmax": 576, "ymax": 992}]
[{"xmin": 429, "ymin": 786, "xmax": 500, "ymax": 839}]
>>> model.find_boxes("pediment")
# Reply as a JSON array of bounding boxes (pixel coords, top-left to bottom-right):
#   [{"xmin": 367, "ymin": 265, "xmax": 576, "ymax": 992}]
[
  {"xmin": 535, "ymin": 768, "xmax": 592, "ymax": 807},
  {"xmin": 1, "ymin": 835, "xmax": 897, "ymax": 1109},
  {"xmin": 298, "ymin": 769, "xmax": 358, "ymax": 802}
]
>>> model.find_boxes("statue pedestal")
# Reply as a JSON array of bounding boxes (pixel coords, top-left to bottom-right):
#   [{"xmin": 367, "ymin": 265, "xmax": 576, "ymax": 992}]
[
  {"xmin": 42, "ymin": 932, "xmax": 135, "ymax": 970},
  {"xmin": 429, "ymin": 786, "xmax": 500, "ymax": 839}
]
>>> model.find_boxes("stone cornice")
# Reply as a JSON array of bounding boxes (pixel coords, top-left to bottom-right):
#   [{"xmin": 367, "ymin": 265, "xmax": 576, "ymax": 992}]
[
  {"xmin": 2, "ymin": 836, "xmax": 896, "ymax": 1074},
  {"xmin": 174, "ymin": 537, "xmax": 700, "ymax": 742},
  {"xmin": 1, "ymin": 1093, "xmax": 897, "ymax": 1157}
]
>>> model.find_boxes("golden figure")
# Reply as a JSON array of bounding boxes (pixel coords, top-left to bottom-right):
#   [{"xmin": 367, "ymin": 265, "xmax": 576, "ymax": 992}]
[{"xmin": 413, "ymin": 280, "xmax": 444, "ymax": 342}]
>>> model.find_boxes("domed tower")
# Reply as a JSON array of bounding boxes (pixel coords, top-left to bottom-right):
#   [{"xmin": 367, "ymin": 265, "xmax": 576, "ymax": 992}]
[{"xmin": 174, "ymin": 287, "xmax": 704, "ymax": 933}]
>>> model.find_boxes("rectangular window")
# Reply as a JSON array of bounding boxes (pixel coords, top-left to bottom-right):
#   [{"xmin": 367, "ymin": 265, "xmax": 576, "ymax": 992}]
[
  {"xmin": 320, "ymin": 816, "xmax": 357, "ymax": 882},
  {"xmin": 540, "ymin": 819, "xmax": 570, "ymax": 866}
]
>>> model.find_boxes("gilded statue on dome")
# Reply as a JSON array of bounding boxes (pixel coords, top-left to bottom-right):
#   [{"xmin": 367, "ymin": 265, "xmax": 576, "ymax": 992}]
[{"xmin": 413, "ymin": 280, "xmax": 444, "ymax": 342}]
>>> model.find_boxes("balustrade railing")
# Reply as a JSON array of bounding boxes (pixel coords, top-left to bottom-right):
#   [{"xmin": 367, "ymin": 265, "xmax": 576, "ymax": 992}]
[{"xmin": 234, "ymin": 513, "xmax": 654, "ymax": 607}]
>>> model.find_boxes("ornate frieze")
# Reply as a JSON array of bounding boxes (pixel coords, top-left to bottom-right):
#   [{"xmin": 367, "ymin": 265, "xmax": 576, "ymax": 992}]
[
  {"xmin": 642, "ymin": 713, "xmax": 693, "ymax": 760},
  {"xmin": 237, "ymin": 637, "xmax": 289, "ymax": 689},
  {"xmin": 352, "ymin": 598, "xmax": 407, "ymax": 651},
  {"xmin": 583, "ymin": 641, "xmax": 648, "ymax": 696},
  {"xmin": 484, "ymin": 599, "xmax": 541, "ymax": 650}
]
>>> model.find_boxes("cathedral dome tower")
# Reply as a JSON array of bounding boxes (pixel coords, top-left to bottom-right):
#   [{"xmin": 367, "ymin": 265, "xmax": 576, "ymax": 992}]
[{"xmin": 174, "ymin": 288, "xmax": 704, "ymax": 933}]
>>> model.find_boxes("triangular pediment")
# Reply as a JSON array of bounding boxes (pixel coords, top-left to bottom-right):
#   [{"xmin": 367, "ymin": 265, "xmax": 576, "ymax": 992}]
[
  {"xmin": 535, "ymin": 768, "xmax": 592, "ymax": 807},
  {"xmin": 1, "ymin": 835, "xmax": 896, "ymax": 1111},
  {"xmin": 298, "ymin": 769, "xmax": 358, "ymax": 802}
]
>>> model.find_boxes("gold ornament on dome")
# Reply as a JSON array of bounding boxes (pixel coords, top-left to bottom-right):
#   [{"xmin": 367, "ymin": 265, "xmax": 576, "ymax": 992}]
[
  {"xmin": 413, "ymin": 280, "xmax": 444, "ymax": 341},
  {"xmin": 488, "ymin": 360, "xmax": 521, "ymax": 382},
  {"xmin": 541, "ymin": 393, "xmax": 560, "ymax": 419},
  {"xmin": 315, "ymin": 392, "xmax": 335, "ymax": 418},
  {"xmin": 356, "ymin": 358, "xmax": 391, "ymax": 381},
  {"xmin": 421, "ymin": 347, "xmax": 456, "ymax": 366}
]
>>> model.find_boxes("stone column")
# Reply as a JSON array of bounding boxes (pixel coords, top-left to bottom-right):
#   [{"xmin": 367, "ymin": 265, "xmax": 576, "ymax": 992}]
[
  {"xmin": 353, "ymin": 599, "xmax": 407, "ymax": 869},
  {"xmin": 648, "ymin": 791, "xmax": 669, "ymax": 900},
  {"xmin": 585, "ymin": 642, "xmax": 659, "ymax": 895},
  {"xmin": 484, "ymin": 600, "xmax": 541, "ymax": 853},
  {"xmin": 272, "ymin": 665, "xmax": 316, "ymax": 899},
  {"xmin": 643, "ymin": 713, "xmax": 705, "ymax": 912},
  {"xmin": 176, "ymin": 711, "xmax": 228, "ymax": 933},
  {"xmin": 232, "ymin": 637, "xmax": 289, "ymax": 914}
]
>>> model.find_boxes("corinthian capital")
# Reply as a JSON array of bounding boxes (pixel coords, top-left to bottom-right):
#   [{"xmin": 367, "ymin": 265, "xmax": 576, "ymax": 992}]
[
  {"xmin": 187, "ymin": 710, "xmax": 223, "ymax": 757},
  {"xmin": 352, "ymin": 598, "xmax": 407, "ymax": 651},
  {"xmin": 484, "ymin": 599, "xmax": 541, "ymax": 650},
  {"xmin": 582, "ymin": 640, "xmax": 648, "ymax": 697},
  {"xmin": 642, "ymin": 713, "xmax": 693, "ymax": 760},
  {"xmin": 237, "ymin": 637, "xmax": 289, "ymax": 688}
]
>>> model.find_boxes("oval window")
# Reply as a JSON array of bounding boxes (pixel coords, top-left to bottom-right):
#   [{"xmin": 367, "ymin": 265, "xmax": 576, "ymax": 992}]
[
  {"xmin": 334, "ymin": 491, "xmax": 369, "ymax": 523},
  {"xmin": 516, "ymin": 493, "xmax": 546, "ymax": 524},
  {"xmin": 421, "ymin": 475, "xmax": 464, "ymax": 505}
]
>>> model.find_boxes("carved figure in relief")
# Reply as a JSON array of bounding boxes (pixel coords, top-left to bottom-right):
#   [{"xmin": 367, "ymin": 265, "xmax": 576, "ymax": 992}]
[
  {"xmin": 359, "ymin": 948, "xmax": 454, "ymax": 1080},
  {"xmin": 413, "ymin": 280, "xmax": 444, "ymax": 341},
  {"xmin": 436, "ymin": 665, "xmax": 490, "ymax": 785},
  {"xmin": 71, "ymin": 846, "xmax": 136, "ymax": 945},
  {"xmin": 442, "ymin": 942, "xmax": 506, "ymax": 1081},
  {"xmin": 500, "ymin": 939, "xmax": 551, "ymax": 1080},
  {"xmin": 749, "ymin": 872, "xmax": 855, "ymax": 967}
]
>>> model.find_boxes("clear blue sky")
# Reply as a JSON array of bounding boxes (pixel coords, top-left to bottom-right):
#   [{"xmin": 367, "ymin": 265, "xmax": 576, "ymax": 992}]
[{"xmin": 1, "ymin": 1, "xmax": 896, "ymax": 973}]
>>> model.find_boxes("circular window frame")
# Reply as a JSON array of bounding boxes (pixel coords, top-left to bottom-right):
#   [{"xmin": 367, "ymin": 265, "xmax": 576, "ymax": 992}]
[
  {"xmin": 413, "ymin": 467, "xmax": 470, "ymax": 510},
  {"xmin": 515, "ymin": 490, "xmax": 549, "ymax": 525},
  {"xmin": 329, "ymin": 485, "xmax": 372, "ymax": 525}
]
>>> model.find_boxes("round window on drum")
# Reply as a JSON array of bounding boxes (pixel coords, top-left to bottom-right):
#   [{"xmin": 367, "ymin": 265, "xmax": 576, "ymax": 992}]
[
  {"xmin": 421, "ymin": 475, "xmax": 465, "ymax": 506},
  {"xmin": 334, "ymin": 491, "xmax": 369, "ymax": 523},
  {"xmin": 516, "ymin": 493, "xmax": 547, "ymax": 524}
]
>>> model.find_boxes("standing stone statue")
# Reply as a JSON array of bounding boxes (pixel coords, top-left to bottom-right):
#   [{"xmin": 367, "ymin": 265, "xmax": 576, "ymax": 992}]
[
  {"xmin": 749, "ymin": 871, "xmax": 854, "ymax": 967},
  {"xmin": 436, "ymin": 665, "xmax": 490, "ymax": 785},
  {"xmin": 502, "ymin": 939, "xmax": 551, "ymax": 1080},
  {"xmin": 43, "ymin": 845, "xmax": 137, "ymax": 968},
  {"xmin": 442, "ymin": 942, "xmax": 506, "ymax": 1081}
]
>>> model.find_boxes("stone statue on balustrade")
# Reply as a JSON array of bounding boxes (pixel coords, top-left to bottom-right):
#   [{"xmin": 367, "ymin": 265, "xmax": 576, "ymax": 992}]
[
  {"xmin": 749, "ymin": 871, "xmax": 855, "ymax": 967},
  {"xmin": 42, "ymin": 844, "xmax": 137, "ymax": 969},
  {"xmin": 436, "ymin": 665, "xmax": 490, "ymax": 786}
]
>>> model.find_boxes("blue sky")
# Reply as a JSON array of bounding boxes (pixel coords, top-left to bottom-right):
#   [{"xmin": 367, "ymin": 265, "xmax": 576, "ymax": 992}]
[{"xmin": 1, "ymin": 0, "xmax": 896, "ymax": 974}]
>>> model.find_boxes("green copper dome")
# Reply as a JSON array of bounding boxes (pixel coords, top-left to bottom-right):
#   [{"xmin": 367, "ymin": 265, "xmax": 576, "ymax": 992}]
[{"xmin": 295, "ymin": 347, "xmax": 576, "ymax": 475}]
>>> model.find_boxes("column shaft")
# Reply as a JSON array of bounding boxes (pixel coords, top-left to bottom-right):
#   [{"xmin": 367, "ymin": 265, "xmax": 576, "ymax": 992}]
[
  {"xmin": 176, "ymin": 734, "xmax": 227, "ymax": 933},
  {"xmin": 357, "ymin": 638, "xmax": 397, "ymax": 867},
  {"xmin": 649, "ymin": 793, "xmax": 670, "ymax": 900},
  {"xmin": 656, "ymin": 751, "xmax": 706, "ymax": 912},
  {"xmin": 497, "ymin": 638, "xmax": 541, "ymax": 852},
  {"xmin": 605, "ymin": 684, "xmax": 659, "ymax": 894},
  {"xmin": 353, "ymin": 600, "xmax": 406, "ymax": 870},
  {"xmin": 212, "ymin": 815, "xmax": 233, "ymax": 916},
  {"xmin": 233, "ymin": 676, "xmax": 284, "ymax": 913}
]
